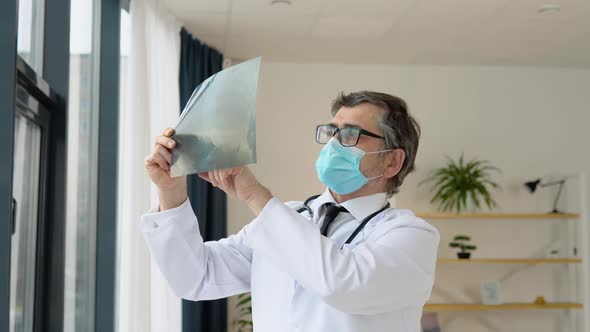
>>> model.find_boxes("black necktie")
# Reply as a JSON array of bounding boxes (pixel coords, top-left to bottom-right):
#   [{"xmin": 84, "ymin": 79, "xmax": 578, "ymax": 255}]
[{"xmin": 320, "ymin": 204, "xmax": 348, "ymax": 236}]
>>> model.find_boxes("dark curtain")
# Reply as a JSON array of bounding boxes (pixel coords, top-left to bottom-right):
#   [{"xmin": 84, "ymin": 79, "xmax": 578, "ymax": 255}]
[{"xmin": 178, "ymin": 27, "xmax": 226, "ymax": 332}]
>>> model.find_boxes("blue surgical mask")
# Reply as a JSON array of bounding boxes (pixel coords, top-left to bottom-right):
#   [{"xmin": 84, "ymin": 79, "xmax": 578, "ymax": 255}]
[{"xmin": 315, "ymin": 138, "xmax": 393, "ymax": 195}]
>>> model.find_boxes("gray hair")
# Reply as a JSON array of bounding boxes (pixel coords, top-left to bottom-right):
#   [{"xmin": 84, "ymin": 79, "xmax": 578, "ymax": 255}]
[{"xmin": 331, "ymin": 91, "xmax": 421, "ymax": 197}]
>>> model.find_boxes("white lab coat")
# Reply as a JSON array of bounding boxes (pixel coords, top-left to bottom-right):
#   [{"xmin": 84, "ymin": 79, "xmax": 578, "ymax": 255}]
[{"xmin": 140, "ymin": 188, "xmax": 439, "ymax": 332}]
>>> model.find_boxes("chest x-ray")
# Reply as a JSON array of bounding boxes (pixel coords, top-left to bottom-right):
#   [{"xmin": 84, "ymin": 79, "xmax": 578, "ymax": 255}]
[{"xmin": 170, "ymin": 57, "xmax": 261, "ymax": 177}]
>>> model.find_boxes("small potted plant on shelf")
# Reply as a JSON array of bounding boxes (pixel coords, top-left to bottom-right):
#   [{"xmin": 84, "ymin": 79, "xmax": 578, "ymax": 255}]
[
  {"xmin": 419, "ymin": 153, "xmax": 501, "ymax": 213},
  {"xmin": 449, "ymin": 235, "xmax": 477, "ymax": 259}
]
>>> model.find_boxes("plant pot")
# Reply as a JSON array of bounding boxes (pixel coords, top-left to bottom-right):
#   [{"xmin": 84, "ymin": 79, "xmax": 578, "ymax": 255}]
[{"xmin": 457, "ymin": 252, "xmax": 471, "ymax": 259}]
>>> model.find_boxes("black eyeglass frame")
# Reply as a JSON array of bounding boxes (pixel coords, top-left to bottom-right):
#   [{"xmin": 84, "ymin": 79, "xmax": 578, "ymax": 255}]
[{"xmin": 315, "ymin": 124, "xmax": 386, "ymax": 147}]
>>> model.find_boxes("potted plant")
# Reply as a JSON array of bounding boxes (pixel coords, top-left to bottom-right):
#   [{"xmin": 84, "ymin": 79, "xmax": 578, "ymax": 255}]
[
  {"xmin": 449, "ymin": 235, "xmax": 477, "ymax": 259},
  {"xmin": 420, "ymin": 153, "xmax": 501, "ymax": 213}
]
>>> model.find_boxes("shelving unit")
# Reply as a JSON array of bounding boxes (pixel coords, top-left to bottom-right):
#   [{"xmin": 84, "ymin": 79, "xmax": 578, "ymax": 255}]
[
  {"xmin": 437, "ymin": 258, "xmax": 582, "ymax": 264},
  {"xmin": 417, "ymin": 212, "xmax": 580, "ymax": 220},
  {"xmin": 418, "ymin": 173, "xmax": 589, "ymax": 332},
  {"xmin": 425, "ymin": 303, "xmax": 583, "ymax": 312}
]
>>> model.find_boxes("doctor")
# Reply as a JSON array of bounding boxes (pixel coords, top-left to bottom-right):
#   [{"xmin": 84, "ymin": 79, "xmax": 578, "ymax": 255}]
[{"xmin": 141, "ymin": 91, "xmax": 439, "ymax": 332}]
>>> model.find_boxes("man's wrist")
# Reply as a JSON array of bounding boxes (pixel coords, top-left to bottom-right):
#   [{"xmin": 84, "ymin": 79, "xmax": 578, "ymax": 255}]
[
  {"xmin": 158, "ymin": 185, "xmax": 188, "ymax": 211},
  {"xmin": 246, "ymin": 185, "xmax": 273, "ymax": 216}
]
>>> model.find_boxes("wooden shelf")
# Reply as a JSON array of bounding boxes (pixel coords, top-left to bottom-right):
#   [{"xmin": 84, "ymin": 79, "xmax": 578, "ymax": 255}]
[
  {"xmin": 438, "ymin": 258, "xmax": 582, "ymax": 264},
  {"xmin": 424, "ymin": 302, "xmax": 583, "ymax": 312},
  {"xmin": 417, "ymin": 212, "xmax": 580, "ymax": 220}
]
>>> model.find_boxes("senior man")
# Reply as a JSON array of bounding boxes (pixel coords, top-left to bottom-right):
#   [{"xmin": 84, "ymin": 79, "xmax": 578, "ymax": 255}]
[{"xmin": 141, "ymin": 91, "xmax": 439, "ymax": 332}]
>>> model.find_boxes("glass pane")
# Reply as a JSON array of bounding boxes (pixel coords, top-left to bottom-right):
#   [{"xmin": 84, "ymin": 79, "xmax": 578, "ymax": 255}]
[
  {"xmin": 63, "ymin": 0, "xmax": 98, "ymax": 330},
  {"xmin": 114, "ymin": 8, "xmax": 130, "ymax": 330},
  {"xmin": 10, "ymin": 113, "xmax": 42, "ymax": 332},
  {"xmin": 17, "ymin": 0, "xmax": 45, "ymax": 72}
]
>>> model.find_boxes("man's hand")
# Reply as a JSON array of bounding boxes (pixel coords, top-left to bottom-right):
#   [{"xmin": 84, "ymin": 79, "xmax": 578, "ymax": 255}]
[
  {"xmin": 199, "ymin": 167, "xmax": 273, "ymax": 215},
  {"xmin": 145, "ymin": 128, "xmax": 187, "ymax": 210}
]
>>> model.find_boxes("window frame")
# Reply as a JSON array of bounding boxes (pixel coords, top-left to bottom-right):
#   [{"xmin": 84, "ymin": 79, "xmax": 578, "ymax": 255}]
[
  {"xmin": 94, "ymin": 0, "xmax": 120, "ymax": 330},
  {"xmin": 0, "ymin": 1, "xmax": 19, "ymax": 331},
  {"xmin": 14, "ymin": 58, "xmax": 55, "ymax": 332},
  {"xmin": 1, "ymin": 0, "xmax": 123, "ymax": 330}
]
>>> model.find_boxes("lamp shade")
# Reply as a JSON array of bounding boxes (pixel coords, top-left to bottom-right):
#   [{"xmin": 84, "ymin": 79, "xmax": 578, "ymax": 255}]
[{"xmin": 525, "ymin": 179, "xmax": 541, "ymax": 193}]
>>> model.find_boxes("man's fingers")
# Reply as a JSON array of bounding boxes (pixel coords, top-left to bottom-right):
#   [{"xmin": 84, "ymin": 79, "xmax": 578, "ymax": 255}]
[
  {"xmin": 217, "ymin": 169, "xmax": 226, "ymax": 188},
  {"xmin": 204, "ymin": 169, "xmax": 235, "ymax": 189},
  {"xmin": 214, "ymin": 169, "xmax": 224, "ymax": 188},
  {"xmin": 144, "ymin": 154, "xmax": 156, "ymax": 166},
  {"xmin": 148, "ymin": 152, "xmax": 169, "ymax": 171},
  {"xmin": 155, "ymin": 152, "xmax": 169, "ymax": 170},
  {"xmin": 161, "ymin": 128, "xmax": 175, "ymax": 137},
  {"xmin": 219, "ymin": 169, "xmax": 232, "ymax": 188},
  {"xmin": 154, "ymin": 145, "xmax": 172, "ymax": 164},
  {"xmin": 156, "ymin": 135, "xmax": 176, "ymax": 149},
  {"xmin": 217, "ymin": 169, "xmax": 229, "ymax": 189},
  {"xmin": 198, "ymin": 172, "xmax": 211, "ymax": 183},
  {"xmin": 208, "ymin": 170, "xmax": 218, "ymax": 187}
]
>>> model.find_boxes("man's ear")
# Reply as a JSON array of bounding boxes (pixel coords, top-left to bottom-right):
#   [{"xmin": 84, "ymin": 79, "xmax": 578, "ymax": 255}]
[{"xmin": 384, "ymin": 149, "xmax": 405, "ymax": 179}]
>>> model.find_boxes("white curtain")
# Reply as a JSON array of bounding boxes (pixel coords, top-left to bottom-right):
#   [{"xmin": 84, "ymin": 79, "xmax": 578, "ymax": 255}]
[{"xmin": 117, "ymin": 0, "xmax": 182, "ymax": 331}]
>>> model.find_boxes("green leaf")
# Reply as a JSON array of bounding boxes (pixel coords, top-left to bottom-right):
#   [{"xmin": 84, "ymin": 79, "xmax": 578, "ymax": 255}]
[
  {"xmin": 237, "ymin": 295, "xmax": 252, "ymax": 307},
  {"xmin": 469, "ymin": 190, "xmax": 481, "ymax": 209},
  {"xmin": 459, "ymin": 190, "xmax": 468, "ymax": 213}
]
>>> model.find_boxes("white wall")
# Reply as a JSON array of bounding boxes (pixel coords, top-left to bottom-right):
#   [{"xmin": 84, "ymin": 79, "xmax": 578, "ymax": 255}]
[{"xmin": 227, "ymin": 62, "xmax": 590, "ymax": 332}]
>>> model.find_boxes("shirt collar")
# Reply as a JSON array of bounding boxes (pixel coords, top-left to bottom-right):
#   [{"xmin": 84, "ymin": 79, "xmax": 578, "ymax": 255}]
[{"xmin": 309, "ymin": 188, "xmax": 389, "ymax": 222}]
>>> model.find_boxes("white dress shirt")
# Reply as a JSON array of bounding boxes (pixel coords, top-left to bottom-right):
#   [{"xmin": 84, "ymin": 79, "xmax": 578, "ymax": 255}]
[{"xmin": 140, "ymin": 188, "xmax": 439, "ymax": 332}]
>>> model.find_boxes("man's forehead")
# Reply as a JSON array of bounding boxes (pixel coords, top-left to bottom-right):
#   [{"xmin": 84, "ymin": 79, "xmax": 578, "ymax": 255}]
[{"xmin": 331, "ymin": 104, "xmax": 383, "ymax": 129}]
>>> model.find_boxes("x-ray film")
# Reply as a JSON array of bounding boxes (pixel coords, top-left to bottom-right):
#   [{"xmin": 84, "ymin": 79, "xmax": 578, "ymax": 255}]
[{"xmin": 170, "ymin": 57, "xmax": 261, "ymax": 177}]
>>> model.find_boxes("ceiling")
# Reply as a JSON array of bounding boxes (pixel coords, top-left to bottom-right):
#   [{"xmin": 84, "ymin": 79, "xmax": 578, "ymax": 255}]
[{"xmin": 161, "ymin": 0, "xmax": 590, "ymax": 67}]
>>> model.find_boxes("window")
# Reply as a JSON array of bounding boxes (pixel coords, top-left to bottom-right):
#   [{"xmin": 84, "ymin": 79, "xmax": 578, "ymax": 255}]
[
  {"xmin": 114, "ymin": 9, "xmax": 130, "ymax": 329},
  {"xmin": 63, "ymin": 0, "xmax": 98, "ymax": 330},
  {"xmin": 17, "ymin": 0, "xmax": 45, "ymax": 72},
  {"xmin": 10, "ymin": 112, "xmax": 42, "ymax": 332}
]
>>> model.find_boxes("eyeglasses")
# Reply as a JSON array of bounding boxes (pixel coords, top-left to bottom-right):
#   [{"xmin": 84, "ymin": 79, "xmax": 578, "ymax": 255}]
[{"xmin": 315, "ymin": 124, "xmax": 385, "ymax": 147}]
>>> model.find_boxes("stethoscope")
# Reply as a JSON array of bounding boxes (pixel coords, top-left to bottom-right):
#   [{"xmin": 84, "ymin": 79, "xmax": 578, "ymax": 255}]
[{"xmin": 296, "ymin": 194, "xmax": 390, "ymax": 249}]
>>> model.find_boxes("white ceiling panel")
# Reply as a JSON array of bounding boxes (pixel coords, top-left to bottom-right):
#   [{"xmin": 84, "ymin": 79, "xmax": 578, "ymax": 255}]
[
  {"xmin": 321, "ymin": 0, "xmax": 416, "ymax": 17},
  {"xmin": 232, "ymin": 0, "xmax": 325, "ymax": 16},
  {"xmin": 160, "ymin": 0, "xmax": 590, "ymax": 66},
  {"xmin": 483, "ymin": 15, "xmax": 589, "ymax": 43},
  {"xmin": 500, "ymin": 0, "xmax": 590, "ymax": 20},
  {"xmin": 181, "ymin": 13, "xmax": 228, "ymax": 36},
  {"xmin": 230, "ymin": 12, "xmax": 317, "ymax": 38},
  {"xmin": 388, "ymin": 13, "xmax": 484, "ymax": 43},
  {"xmin": 407, "ymin": 0, "xmax": 510, "ymax": 18},
  {"xmin": 162, "ymin": 0, "xmax": 231, "ymax": 14},
  {"xmin": 311, "ymin": 17, "xmax": 395, "ymax": 40}
]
